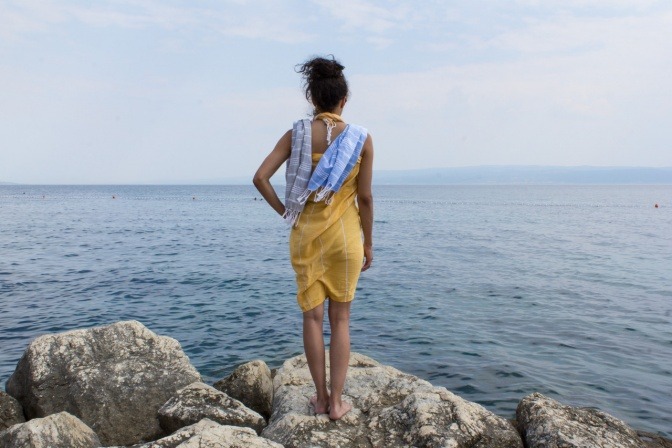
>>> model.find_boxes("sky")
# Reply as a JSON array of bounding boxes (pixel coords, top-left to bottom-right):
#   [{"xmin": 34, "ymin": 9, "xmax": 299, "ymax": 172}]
[{"xmin": 1, "ymin": 0, "xmax": 671, "ymax": 184}]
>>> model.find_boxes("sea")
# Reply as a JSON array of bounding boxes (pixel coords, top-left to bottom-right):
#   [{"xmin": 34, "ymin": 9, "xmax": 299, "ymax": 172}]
[{"xmin": 1, "ymin": 184, "xmax": 670, "ymax": 437}]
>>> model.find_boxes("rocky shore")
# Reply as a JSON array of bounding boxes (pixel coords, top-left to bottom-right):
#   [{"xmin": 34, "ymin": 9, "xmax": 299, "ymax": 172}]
[{"xmin": 0, "ymin": 321, "xmax": 669, "ymax": 448}]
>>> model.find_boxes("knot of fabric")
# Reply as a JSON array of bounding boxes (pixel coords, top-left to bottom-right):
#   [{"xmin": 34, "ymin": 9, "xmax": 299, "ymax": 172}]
[{"xmin": 315, "ymin": 112, "xmax": 344, "ymax": 145}]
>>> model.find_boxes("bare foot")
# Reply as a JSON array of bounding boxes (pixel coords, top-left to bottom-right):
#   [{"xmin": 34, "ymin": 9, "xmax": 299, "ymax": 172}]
[
  {"xmin": 329, "ymin": 401, "xmax": 352, "ymax": 420},
  {"xmin": 310, "ymin": 395, "xmax": 329, "ymax": 414}
]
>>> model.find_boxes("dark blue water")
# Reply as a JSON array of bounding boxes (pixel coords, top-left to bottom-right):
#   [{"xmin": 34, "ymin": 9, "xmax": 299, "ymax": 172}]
[{"xmin": 1, "ymin": 185, "xmax": 671, "ymax": 436}]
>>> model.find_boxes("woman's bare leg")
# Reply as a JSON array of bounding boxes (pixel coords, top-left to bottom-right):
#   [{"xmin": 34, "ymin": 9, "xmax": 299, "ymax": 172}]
[
  {"xmin": 328, "ymin": 299, "xmax": 352, "ymax": 419},
  {"xmin": 303, "ymin": 302, "xmax": 329, "ymax": 413}
]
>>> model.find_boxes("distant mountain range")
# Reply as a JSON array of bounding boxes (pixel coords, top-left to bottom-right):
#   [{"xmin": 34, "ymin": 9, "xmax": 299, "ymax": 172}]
[{"xmin": 373, "ymin": 166, "xmax": 672, "ymax": 185}]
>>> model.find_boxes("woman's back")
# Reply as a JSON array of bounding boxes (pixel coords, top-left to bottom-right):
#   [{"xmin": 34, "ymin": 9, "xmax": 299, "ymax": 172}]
[{"xmin": 311, "ymin": 120, "xmax": 347, "ymax": 155}]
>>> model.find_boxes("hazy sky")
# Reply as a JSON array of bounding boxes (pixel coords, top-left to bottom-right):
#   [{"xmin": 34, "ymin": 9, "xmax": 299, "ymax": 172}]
[{"xmin": 1, "ymin": 0, "xmax": 671, "ymax": 184}]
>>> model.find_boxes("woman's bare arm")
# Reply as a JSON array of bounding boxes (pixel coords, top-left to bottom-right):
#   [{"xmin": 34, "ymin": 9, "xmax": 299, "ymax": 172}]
[
  {"xmin": 253, "ymin": 130, "xmax": 292, "ymax": 216},
  {"xmin": 357, "ymin": 134, "xmax": 374, "ymax": 271}
]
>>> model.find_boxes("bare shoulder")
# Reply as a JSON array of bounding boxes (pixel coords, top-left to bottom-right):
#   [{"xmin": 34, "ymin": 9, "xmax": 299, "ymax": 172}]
[
  {"xmin": 362, "ymin": 132, "xmax": 374, "ymax": 155},
  {"xmin": 272, "ymin": 129, "xmax": 293, "ymax": 154},
  {"xmin": 279, "ymin": 129, "xmax": 292, "ymax": 143}
]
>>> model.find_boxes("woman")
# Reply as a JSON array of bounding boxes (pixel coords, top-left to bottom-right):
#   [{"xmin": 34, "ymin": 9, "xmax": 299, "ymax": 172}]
[{"xmin": 253, "ymin": 56, "xmax": 373, "ymax": 420}]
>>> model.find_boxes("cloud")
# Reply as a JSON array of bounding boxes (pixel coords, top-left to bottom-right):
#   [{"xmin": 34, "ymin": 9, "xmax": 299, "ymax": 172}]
[
  {"xmin": 346, "ymin": 10, "xmax": 672, "ymax": 168},
  {"xmin": 0, "ymin": 0, "xmax": 313, "ymax": 44},
  {"xmin": 311, "ymin": 0, "xmax": 415, "ymax": 34},
  {"xmin": 2, "ymin": 1, "xmax": 671, "ymax": 183}
]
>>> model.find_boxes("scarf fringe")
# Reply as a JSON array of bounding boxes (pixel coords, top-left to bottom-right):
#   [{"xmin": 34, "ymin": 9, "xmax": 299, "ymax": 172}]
[
  {"xmin": 297, "ymin": 189, "xmax": 312, "ymax": 205},
  {"xmin": 313, "ymin": 184, "xmax": 335, "ymax": 203},
  {"xmin": 282, "ymin": 209, "xmax": 301, "ymax": 227},
  {"xmin": 286, "ymin": 186, "xmax": 336, "ymax": 227}
]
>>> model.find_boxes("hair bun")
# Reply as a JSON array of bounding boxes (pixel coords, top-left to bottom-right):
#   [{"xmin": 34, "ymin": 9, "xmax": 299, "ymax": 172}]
[
  {"xmin": 296, "ymin": 55, "xmax": 349, "ymax": 114},
  {"xmin": 298, "ymin": 56, "xmax": 344, "ymax": 81}
]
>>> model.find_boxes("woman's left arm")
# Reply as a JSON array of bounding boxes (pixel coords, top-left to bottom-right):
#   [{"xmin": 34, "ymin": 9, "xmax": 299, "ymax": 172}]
[
  {"xmin": 357, "ymin": 134, "xmax": 374, "ymax": 271},
  {"xmin": 253, "ymin": 130, "xmax": 292, "ymax": 216}
]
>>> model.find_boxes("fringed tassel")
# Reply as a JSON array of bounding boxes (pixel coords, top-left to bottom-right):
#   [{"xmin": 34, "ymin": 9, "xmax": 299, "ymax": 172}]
[
  {"xmin": 297, "ymin": 189, "xmax": 312, "ymax": 205},
  {"xmin": 314, "ymin": 183, "xmax": 334, "ymax": 203},
  {"xmin": 282, "ymin": 209, "xmax": 301, "ymax": 227}
]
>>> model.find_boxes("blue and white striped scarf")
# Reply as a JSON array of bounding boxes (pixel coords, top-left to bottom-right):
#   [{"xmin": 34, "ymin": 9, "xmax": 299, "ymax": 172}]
[{"xmin": 283, "ymin": 119, "xmax": 368, "ymax": 226}]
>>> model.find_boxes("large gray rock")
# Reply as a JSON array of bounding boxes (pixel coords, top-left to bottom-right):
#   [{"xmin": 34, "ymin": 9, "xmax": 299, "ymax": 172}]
[
  {"xmin": 158, "ymin": 382, "xmax": 266, "ymax": 435},
  {"xmin": 110, "ymin": 419, "xmax": 283, "ymax": 448},
  {"xmin": 172, "ymin": 424, "xmax": 284, "ymax": 448},
  {"xmin": 0, "ymin": 390, "xmax": 25, "ymax": 430},
  {"xmin": 262, "ymin": 352, "xmax": 522, "ymax": 448},
  {"xmin": 638, "ymin": 431, "xmax": 672, "ymax": 448},
  {"xmin": 517, "ymin": 392, "xmax": 645, "ymax": 448},
  {"xmin": 0, "ymin": 411, "xmax": 101, "ymax": 448},
  {"xmin": 214, "ymin": 360, "xmax": 273, "ymax": 419},
  {"xmin": 110, "ymin": 419, "xmax": 222, "ymax": 448},
  {"xmin": 5, "ymin": 320, "xmax": 201, "ymax": 446}
]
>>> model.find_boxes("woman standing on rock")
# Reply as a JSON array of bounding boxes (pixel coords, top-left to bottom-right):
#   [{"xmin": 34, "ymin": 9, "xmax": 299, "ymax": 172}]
[{"xmin": 253, "ymin": 55, "xmax": 374, "ymax": 420}]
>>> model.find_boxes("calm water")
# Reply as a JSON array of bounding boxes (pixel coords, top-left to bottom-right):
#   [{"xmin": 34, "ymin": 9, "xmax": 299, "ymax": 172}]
[{"xmin": 1, "ymin": 185, "xmax": 671, "ymax": 436}]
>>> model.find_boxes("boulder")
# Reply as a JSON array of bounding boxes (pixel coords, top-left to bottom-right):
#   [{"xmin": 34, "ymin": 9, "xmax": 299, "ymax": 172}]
[
  {"xmin": 158, "ymin": 382, "xmax": 266, "ymax": 435},
  {"xmin": 172, "ymin": 424, "xmax": 284, "ymax": 448},
  {"xmin": 109, "ymin": 419, "xmax": 283, "ymax": 448},
  {"xmin": 262, "ymin": 352, "xmax": 523, "ymax": 448},
  {"xmin": 0, "ymin": 390, "xmax": 25, "ymax": 430},
  {"xmin": 517, "ymin": 392, "xmax": 644, "ymax": 448},
  {"xmin": 5, "ymin": 320, "xmax": 201, "ymax": 446},
  {"xmin": 0, "ymin": 411, "xmax": 101, "ymax": 448},
  {"xmin": 213, "ymin": 360, "xmax": 273, "ymax": 418},
  {"xmin": 108, "ymin": 419, "xmax": 222, "ymax": 448},
  {"xmin": 638, "ymin": 431, "xmax": 672, "ymax": 448}
]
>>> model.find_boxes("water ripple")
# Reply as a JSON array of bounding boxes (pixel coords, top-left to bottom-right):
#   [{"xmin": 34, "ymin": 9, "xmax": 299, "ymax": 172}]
[{"xmin": 0, "ymin": 184, "xmax": 671, "ymax": 437}]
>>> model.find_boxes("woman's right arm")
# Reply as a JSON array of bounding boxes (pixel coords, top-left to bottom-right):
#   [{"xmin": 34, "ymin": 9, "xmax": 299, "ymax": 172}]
[
  {"xmin": 357, "ymin": 134, "xmax": 374, "ymax": 271},
  {"xmin": 253, "ymin": 130, "xmax": 292, "ymax": 216}
]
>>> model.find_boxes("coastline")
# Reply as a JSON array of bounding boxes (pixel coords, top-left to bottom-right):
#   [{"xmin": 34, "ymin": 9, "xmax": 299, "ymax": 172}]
[{"xmin": 1, "ymin": 321, "xmax": 670, "ymax": 447}]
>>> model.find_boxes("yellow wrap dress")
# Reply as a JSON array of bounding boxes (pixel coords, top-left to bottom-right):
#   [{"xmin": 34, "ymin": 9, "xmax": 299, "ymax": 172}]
[{"xmin": 289, "ymin": 153, "xmax": 364, "ymax": 312}]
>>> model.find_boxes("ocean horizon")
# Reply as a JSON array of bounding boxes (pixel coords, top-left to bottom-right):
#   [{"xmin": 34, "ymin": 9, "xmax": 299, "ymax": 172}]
[{"xmin": 3, "ymin": 165, "xmax": 672, "ymax": 186}]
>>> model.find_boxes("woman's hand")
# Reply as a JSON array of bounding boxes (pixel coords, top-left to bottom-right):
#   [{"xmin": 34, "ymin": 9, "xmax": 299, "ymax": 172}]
[{"xmin": 362, "ymin": 245, "xmax": 373, "ymax": 271}]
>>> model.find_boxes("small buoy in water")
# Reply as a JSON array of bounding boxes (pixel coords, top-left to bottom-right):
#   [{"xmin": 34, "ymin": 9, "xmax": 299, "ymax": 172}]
[
  {"xmin": 192, "ymin": 196, "xmax": 196, "ymax": 200},
  {"xmin": 654, "ymin": 203, "xmax": 659, "ymax": 208},
  {"xmin": 112, "ymin": 195, "xmax": 116, "ymax": 199}
]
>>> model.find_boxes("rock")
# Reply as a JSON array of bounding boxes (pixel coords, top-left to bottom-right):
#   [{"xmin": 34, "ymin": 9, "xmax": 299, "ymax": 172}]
[
  {"xmin": 172, "ymin": 424, "xmax": 284, "ymax": 448},
  {"xmin": 638, "ymin": 430, "xmax": 672, "ymax": 448},
  {"xmin": 158, "ymin": 382, "xmax": 266, "ymax": 435},
  {"xmin": 109, "ymin": 419, "xmax": 222, "ymax": 448},
  {"xmin": 213, "ymin": 360, "xmax": 273, "ymax": 419},
  {"xmin": 517, "ymin": 392, "xmax": 645, "ymax": 448},
  {"xmin": 262, "ymin": 352, "xmax": 523, "ymax": 448},
  {"xmin": 0, "ymin": 411, "xmax": 101, "ymax": 448},
  {"xmin": 0, "ymin": 390, "xmax": 25, "ymax": 430},
  {"xmin": 109, "ymin": 419, "xmax": 282, "ymax": 448},
  {"xmin": 5, "ymin": 320, "xmax": 201, "ymax": 446}
]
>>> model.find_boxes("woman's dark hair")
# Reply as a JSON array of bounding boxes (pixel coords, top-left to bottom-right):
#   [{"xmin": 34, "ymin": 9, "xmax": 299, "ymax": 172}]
[{"xmin": 296, "ymin": 55, "xmax": 349, "ymax": 114}]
